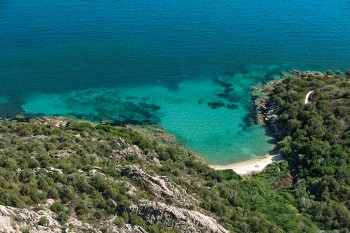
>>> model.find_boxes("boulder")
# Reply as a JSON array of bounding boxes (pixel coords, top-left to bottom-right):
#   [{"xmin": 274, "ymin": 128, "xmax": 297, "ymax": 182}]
[
  {"xmin": 121, "ymin": 165, "xmax": 197, "ymax": 206},
  {"xmin": 127, "ymin": 201, "xmax": 229, "ymax": 233}
]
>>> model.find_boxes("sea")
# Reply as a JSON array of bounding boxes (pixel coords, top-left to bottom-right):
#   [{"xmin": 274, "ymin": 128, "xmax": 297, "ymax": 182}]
[{"xmin": 1, "ymin": 0, "xmax": 350, "ymax": 164}]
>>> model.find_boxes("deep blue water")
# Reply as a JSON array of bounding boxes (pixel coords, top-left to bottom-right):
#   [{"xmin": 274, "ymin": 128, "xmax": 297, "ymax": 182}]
[{"xmin": 1, "ymin": 0, "xmax": 350, "ymax": 163}]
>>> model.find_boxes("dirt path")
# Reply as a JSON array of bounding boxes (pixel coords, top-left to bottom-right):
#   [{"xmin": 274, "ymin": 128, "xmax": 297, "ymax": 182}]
[{"xmin": 305, "ymin": 91, "xmax": 314, "ymax": 104}]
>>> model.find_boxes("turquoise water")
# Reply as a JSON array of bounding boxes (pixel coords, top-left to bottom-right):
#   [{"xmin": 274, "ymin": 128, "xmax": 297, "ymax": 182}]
[{"xmin": 1, "ymin": 0, "xmax": 350, "ymax": 163}]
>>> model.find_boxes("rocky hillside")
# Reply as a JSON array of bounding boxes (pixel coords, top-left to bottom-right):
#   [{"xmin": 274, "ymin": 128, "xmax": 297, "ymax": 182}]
[{"xmin": 0, "ymin": 117, "xmax": 319, "ymax": 232}]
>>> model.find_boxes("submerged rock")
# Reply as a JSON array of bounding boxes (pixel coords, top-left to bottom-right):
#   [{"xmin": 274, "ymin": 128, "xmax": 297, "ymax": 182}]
[
  {"xmin": 213, "ymin": 77, "xmax": 233, "ymax": 89},
  {"xmin": 224, "ymin": 87, "xmax": 234, "ymax": 93},
  {"xmin": 226, "ymin": 103, "xmax": 238, "ymax": 109},
  {"xmin": 207, "ymin": 101, "xmax": 225, "ymax": 109}
]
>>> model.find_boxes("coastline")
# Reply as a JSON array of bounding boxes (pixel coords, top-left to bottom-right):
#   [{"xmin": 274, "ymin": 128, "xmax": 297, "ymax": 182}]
[
  {"xmin": 210, "ymin": 153, "xmax": 283, "ymax": 175},
  {"xmin": 35, "ymin": 117, "xmax": 282, "ymax": 176}
]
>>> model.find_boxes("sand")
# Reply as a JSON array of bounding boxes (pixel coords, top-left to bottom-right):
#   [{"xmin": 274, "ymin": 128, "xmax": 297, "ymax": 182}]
[{"xmin": 210, "ymin": 153, "xmax": 283, "ymax": 175}]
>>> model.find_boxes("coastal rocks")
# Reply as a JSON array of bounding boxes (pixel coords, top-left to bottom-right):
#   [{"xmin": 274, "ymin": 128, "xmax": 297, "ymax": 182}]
[
  {"xmin": 252, "ymin": 80, "xmax": 282, "ymax": 125},
  {"xmin": 254, "ymin": 98, "xmax": 267, "ymax": 125},
  {"xmin": 264, "ymin": 109, "xmax": 278, "ymax": 123},
  {"xmin": 126, "ymin": 201, "xmax": 229, "ymax": 233},
  {"xmin": 255, "ymin": 99, "xmax": 278, "ymax": 125},
  {"xmin": 120, "ymin": 165, "xmax": 197, "ymax": 206},
  {"xmin": 291, "ymin": 70, "xmax": 324, "ymax": 78}
]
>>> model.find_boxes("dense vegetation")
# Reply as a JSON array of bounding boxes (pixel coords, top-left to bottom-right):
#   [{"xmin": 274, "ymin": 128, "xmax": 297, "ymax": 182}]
[
  {"xmin": 1, "ymin": 71, "xmax": 350, "ymax": 232},
  {"xmin": 0, "ymin": 117, "xmax": 319, "ymax": 232},
  {"xmin": 270, "ymin": 72, "xmax": 350, "ymax": 231}
]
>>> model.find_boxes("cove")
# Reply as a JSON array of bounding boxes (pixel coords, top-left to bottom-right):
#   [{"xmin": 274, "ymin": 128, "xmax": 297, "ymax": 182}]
[{"xmin": 1, "ymin": 0, "xmax": 350, "ymax": 163}]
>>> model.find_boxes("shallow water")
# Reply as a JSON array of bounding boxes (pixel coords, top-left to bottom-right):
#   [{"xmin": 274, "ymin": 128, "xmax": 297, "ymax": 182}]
[
  {"xmin": 22, "ymin": 66, "xmax": 278, "ymax": 163},
  {"xmin": 1, "ymin": 0, "xmax": 350, "ymax": 163}
]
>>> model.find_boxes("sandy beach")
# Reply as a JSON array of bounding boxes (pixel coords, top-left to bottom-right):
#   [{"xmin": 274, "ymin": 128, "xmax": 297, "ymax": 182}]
[{"xmin": 210, "ymin": 153, "xmax": 283, "ymax": 175}]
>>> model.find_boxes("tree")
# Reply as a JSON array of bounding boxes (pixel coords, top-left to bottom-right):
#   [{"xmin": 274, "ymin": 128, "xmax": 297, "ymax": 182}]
[
  {"xmin": 346, "ymin": 69, "xmax": 350, "ymax": 77},
  {"xmin": 326, "ymin": 70, "xmax": 333, "ymax": 76}
]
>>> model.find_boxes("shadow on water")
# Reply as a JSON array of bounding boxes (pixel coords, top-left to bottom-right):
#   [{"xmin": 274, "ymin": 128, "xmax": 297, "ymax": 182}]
[
  {"xmin": 67, "ymin": 88, "xmax": 162, "ymax": 123},
  {"xmin": 0, "ymin": 96, "xmax": 26, "ymax": 117}
]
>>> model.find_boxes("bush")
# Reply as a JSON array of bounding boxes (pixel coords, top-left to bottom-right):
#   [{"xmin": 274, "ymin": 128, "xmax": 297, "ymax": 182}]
[
  {"xmin": 346, "ymin": 69, "xmax": 350, "ymax": 77},
  {"xmin": 129, "ymin": 215, "xmax": 146, "ymax": 228},
  {"xmin": 114, "ymin": 217, "xmax": 126, "ymax": 228},
  {"xmin": 57, "ymin": 212, "xmax": 70, "ymax": 223},
  {"xmin": 38, "ymin": 216, "xmax": 49, "ymax": 226},
  {"xmin": 326, "ymin": 70, "xmax": 333, "ymax": 76}
]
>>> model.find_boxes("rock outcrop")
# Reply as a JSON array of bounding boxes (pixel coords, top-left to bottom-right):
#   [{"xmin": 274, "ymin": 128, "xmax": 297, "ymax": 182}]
[
  {"xmin": 0, "ymin": 205, "xmax": 108, "ymax": 233},
  {"xmin": 0, "ymin": 204, "xmax": 148, "ymax": 233},
  {"xmin": 291, "ymin": 70, "xmax": 324, "ymax": 77},
  {"xmin": 120, "ymin": 165, "xmax": 198, "ymax": 206},
  {"xmin": 120, "ymin": 224, "xmax": 148, "ymax": 233},
  {"xmin": 51, "ymin": 149, "xmax": 75, "ymax": 158},
  {"xmin": 126, "ymin": 201, "xmax": 229, "ymax": 233},
  {"xmin": 113, "ymin": 141, "xmax": 161, "ymax": 166},
  {"xmin": 0, "ymin": 205, "xmax": 61, "ymax": 233},
  {"xmin": 116, "ymin": 145, "xmax": 142, "ymax": 158}
]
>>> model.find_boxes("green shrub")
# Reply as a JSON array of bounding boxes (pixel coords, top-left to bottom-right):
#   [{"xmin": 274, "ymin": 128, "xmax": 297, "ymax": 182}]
[
  {"xmin": 346, "ymin": 69, "xmax": 350, "ymax": 76},
  {"xmin": 38, "ymin": 216, "xmax": 49, "ymax": 226}
]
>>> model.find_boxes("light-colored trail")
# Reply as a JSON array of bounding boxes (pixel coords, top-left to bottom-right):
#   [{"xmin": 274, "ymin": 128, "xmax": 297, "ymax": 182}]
[
  {"xmin": 305, "ymin": 91, "xmax": 314, "ymax": 104},
  {"xmin": 210, "ymin": 154, "xmax": 283, "ymax": 175}
]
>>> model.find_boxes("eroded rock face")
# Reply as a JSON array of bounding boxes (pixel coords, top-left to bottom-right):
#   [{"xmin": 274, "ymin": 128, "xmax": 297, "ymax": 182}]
[
  {"xmin": 111, "ymin": 138, "xmax": 127, "ymax": 147},
  {"xmin": 127, "ymin": 201, "xmax": 229, "ymax": 233},
  {"xmin": 120, "ymin": 224, "xmax": 148, "ymax": 233},
  {"xmin": 117, "ymin": 145, "xmax": 142, "ymax": 157},
  {"xmin": 121, "ymin": 165, "xmax": 197, "ymax": 206},
  {"xmin": 0, "ymin": 205, "xmax": 119, "ymax": 233},
  {"xmin": 0, "ymin": 205, "xmax": 61, "ymax": 233}
]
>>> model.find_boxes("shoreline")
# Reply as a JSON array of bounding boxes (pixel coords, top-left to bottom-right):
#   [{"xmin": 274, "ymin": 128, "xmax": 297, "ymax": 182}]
[{"xmin": 210, "ymin": 153, "xmax": 283, "ymax": 175}]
